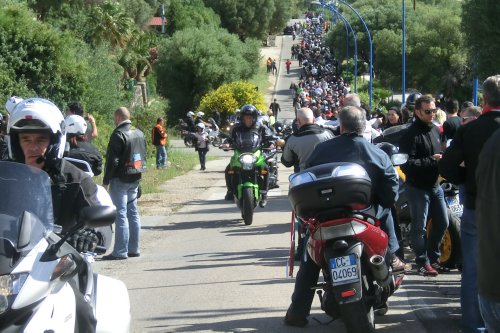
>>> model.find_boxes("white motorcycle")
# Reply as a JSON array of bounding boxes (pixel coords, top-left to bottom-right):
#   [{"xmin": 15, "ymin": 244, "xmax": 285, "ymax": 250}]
[{"xmin": 0, "ymin": 161, "xmax": 130, "ymax": 332}]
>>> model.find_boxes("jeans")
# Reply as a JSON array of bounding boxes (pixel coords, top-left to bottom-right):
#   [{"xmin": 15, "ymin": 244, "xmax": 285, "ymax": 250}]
[
  {"xmin": 479, "ymin": 294, "xmax": 500, "ymax": 333},
  {"xmin": 109, "ymin": 178, "xmax": 141, "ymax": 258},
  {"xmin": 461, "ymin": 207, "xmax": 486, "ymax": 332},
  {"xmin": 375, "ymin": 206, "xmax": 400, "ymax": 255},
  {"xmin": 155, "ymin": 145, "xmax": 166, "ymax": 168},
  {"xmin": 197, "ymin": 147, "xmax": 208, "ymax": 169},
  {"xmin": 406, "ymin": 184, "xmax": 449, "ymax": 265}
]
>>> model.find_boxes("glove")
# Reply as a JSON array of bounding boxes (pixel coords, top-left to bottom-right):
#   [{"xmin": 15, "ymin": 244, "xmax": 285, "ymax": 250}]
[{"xmin": 69, "ymin": 229, "xmax": 99, "ymax": 253}]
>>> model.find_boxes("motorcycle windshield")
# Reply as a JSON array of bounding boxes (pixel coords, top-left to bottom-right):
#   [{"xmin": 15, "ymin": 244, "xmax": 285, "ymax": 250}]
[
  {"xmin": 0, "ymin": 161, "xmax": 53, "ymax": 256},
  {"xmin": 234, "ymin": 131, "xmax": 261, "ymax": 153}
]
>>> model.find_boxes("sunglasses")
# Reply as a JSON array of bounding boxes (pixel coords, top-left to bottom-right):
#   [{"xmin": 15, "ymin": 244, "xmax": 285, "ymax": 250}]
[{"xmin": 422, "ymin": 109, "xmax": 437, "ymax": 115}]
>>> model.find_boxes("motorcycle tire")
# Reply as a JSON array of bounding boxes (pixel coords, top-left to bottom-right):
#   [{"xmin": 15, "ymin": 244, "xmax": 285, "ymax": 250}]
[
  {"xmin": 212, "ymin": 136, "xmax": 222, "ymax": 147},
  {"xmin": 426, "ymin": 209, "xmax": 461, "ymax": 269},
  {"xmin": 340, "ymin": 298, "xmax": 375, "ymax": 333},
  {"xmin": 184, "ymin": 137, "xmax": 194, "ymax": 148},
  {"xmin": 241, "ymin": 187, "xmax": 254, "ymax": 225}
]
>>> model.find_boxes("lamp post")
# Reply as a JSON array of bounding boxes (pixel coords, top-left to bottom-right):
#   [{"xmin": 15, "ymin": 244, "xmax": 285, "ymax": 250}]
[
  {"xmin": 402, "ymin": 0, "xmax": 406, "ymax": 103},
  {"xmin": 320, "ymin": 0, "xmax": 358, "ymax": 92},
  {"xmin": 332, "ymin": 0, "xmax": 373, "ymax": 109}
]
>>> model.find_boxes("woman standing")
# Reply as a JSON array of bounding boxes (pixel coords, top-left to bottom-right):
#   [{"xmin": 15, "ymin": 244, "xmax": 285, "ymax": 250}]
[{"xmin": 194, "ymin": 123, "xmax": 208, "ymax": 171}]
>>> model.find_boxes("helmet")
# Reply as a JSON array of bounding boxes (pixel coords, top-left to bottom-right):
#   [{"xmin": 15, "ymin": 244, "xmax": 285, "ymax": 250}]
[
  {"xmin": 196, "ymin": 122, "xmax": 205, "ymax": 129},
  {"xmin": 7, "ymin": 98, "xmax": 66, "ymax": 163},
  {"xmin": 376, "ymin": 142, "xmax": 399, "ymax": 157},
  {"xmin": 187, "ymin": 111, "xmax": 195, "ymax": 117},
  {"xmin": 65, "ymin": 115, "xmax": 87, "ymax": 135},
  {"xmin": 5, "ymin": 96, "xmax": 24, "ymax": 114},
  {"xmin": 196, "ymin": 112, "xmax": 204, "ymax": 118},
  {"xmin": 405, "ymin": 92, "xmax": 422, "ymax": 108},
  {"xmin": 240, "ymin": 104, "xmax": 258, "ymax": 127},
  {"xmin": 235, "ymin": 108, "xmax": 241, "ymax": 114}
]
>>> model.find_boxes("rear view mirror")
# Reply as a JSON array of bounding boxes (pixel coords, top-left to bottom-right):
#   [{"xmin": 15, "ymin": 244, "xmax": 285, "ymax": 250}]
[
  {"xmin": 391, "ymin": 153, "xmax": 409, "ymax": 166},
  {"xmin": 78, "ymin": 206, "xmax": 116, "ymax": 228}
]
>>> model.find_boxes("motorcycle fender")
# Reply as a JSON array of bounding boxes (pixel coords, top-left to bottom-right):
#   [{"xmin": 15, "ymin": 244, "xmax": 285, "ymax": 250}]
[
  {"xmin": 324, "ymin": 242, "xmax": 364, "ymax": 304},
  {"xmin": 94, "ymin": 274, "xmax": 131, "ymax": 333},
  {"xmin": 237, "ymin": 182, "xmax": 259, "ymax": 201},
  {"xmin": 23, "ymin": 282, "xmax": 76, "ymax": 333}
]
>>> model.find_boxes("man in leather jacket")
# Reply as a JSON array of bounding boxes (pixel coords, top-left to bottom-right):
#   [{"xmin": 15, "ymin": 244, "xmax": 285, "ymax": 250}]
[
  {"xmin": 284, "ymin": 106, "xmax": 402, "ymax": 328},
  {"xmin": 222, "ymin": 104, "xmax": 275, "ymax": 207},
  {"xmin": 102, "ymin": 107, "xmax": 147, "ymax": 260}
]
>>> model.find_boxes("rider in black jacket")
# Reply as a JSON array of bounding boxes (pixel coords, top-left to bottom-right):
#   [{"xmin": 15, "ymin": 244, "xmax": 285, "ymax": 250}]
[{"xmin": 222, "ymin": 104, "xmax": 275, "ymax": 207}]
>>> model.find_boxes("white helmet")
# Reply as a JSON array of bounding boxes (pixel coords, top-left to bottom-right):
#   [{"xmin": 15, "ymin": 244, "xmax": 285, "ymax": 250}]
[
  {"xmin": 187, "ymin": 111, "xmax": 195, "ymax": 117},
  {"xmin": 65, "ymin": 115, "xmax": 87, "ymax": 135},
  {"xmin": 196, "ymin": 111, "xmax": 204, "ymax": 118},
  {"xmin": 5, "ymin": 96, "xmax": 24, "ymax": 114},
  {"xmin": 196, "ymin": 122, "xmax": 205, "ymax": 129},
  {"xmin": 7, "ymin": 98, "xmax": 66, "ymax": 162}
]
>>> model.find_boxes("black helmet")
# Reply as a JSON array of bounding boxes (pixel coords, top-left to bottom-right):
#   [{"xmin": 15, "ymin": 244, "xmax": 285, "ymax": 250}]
[
  {"xmin": 405, "ymin": 92, "xmax": 422, "ymax": 108},
  {"xmin": 240, "ymin": 104, "xmax": 258, "ymax": 127},
  {"xmin": 376, "ymin": 142, "xmax": 399, "ymax": 157}
]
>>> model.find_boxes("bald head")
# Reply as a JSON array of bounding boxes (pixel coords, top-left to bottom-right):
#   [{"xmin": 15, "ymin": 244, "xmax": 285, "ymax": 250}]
[
  {"xmin": 114, "ymin": 106, "xmax": 130, "ymax": 125},
  {"xmin": 342, "ymin": 93, "xmax": 361, "ymax": 107},
  {"xmin": 339, "ymin": 106, "xmax": 366, "ymax": 135},
  {"xmin": 296, "ymin": 108, "xmax": 314, "ymax": 128}
]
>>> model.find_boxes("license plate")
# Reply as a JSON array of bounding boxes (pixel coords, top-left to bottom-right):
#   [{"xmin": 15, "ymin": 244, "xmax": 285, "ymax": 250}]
[
  {"xmin": 446, "ymin": 196, "xmax": 463, "ymax": 216},
  {"xmin": 330, "ymin": 254, "xmax": 359, "ymax": 285}
]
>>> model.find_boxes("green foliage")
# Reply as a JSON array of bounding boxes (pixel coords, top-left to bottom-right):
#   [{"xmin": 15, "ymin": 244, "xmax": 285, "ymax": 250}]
[
  {"xmin": 203, "ymin": 0, "xmax": 292, "ymax": 39},
  {"xmin": 165, "ymin": 0, "xmax": 221, "ymax": 36},
  {"xmin": 462, "ymin": 0, "xmax": 500, "ymax": 81},
  {"xmin": 0, "ymin": 5, "xmax": 87, "ymax": 107},
  {"xmin": 198, "ymin": 81, "xmax": 266, "ymax": 124},
  {"xmin": 155, "ymin": 27, "xmax": 260, "ymax": 121},
  {"xmin": 121, "ymin": 0, "xmax": 156, "ymax": 30}
]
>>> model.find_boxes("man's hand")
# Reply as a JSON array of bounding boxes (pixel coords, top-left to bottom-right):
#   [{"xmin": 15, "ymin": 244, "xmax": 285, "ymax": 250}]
[
  {"xmin": 70, "ymin": 229, "xmax": 99, "ymax": 253},
  {"xmin": 432, "ymin": 153, "xmax": 442, "ymax": 161}
]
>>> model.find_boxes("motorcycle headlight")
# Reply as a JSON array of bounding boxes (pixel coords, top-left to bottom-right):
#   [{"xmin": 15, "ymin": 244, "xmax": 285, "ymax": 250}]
[
  {"xmin": 0, "ymin": 272, "xmax": 29, "ymax": 314},
  {"xmin": 239, "ymin": 154, "xmax": 257, "ymax": 170}
]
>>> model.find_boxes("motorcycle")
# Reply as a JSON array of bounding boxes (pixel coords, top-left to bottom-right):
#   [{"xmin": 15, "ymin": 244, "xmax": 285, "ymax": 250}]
[
  {"xmin": 263, "ymin": 146, "xmax": 279, "ymax": 190},
  {"xmin": 176, "ymin": 119, "xmax": 197, "ymax": 147},
  {"xmin": 288, "ymin": 162, "xmax": 405, "ymax": 332},
  {"xmin": 0, "ymin": 161, "xmax": 130, "ymax": 332},
  {"xmin": 223, "ymin": 143, "xmax": 273, "ymax": 225}
]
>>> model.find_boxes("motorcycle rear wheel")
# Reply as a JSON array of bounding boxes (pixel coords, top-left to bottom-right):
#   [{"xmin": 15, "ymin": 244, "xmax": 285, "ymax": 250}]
[
  {"xmin": 340, "ymin": 298, "xmax": 375, "ymax": 333},
  {"xmin": 184, "ymin": 137, "xmax": 194, "ymax": 147},
  {"xmin": 212, "ymin": 136, "xmax": 222, "ymax": 147},
  {"xmin": 241, "ymin": 187, "xmax": 254, "ymax": 225}
]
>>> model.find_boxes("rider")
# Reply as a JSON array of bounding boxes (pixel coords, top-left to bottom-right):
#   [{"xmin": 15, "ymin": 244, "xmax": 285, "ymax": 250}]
[
  {"xmin": 6, "ymin": 97, "xmax": 102, "ymax": 333},
  {"xmin": 185, "ymin": 111, "xmax": 196, "ymax": 132},
  {"xmin": 64, "ymin": 114, "xmax": 103, "ymax": 176},
  {"xmin": 221, "ymin": 104, "xmax": 276, "ymax": 207}
]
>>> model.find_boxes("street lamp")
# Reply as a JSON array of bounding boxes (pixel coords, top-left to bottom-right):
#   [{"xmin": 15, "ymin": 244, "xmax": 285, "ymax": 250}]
[
  {"xmin": 322, "ymin": 3, "xmax": 359, "ymax": 91},
  {"xmin": 329, "ymin": 0, "xmax": 373, "ymax": 109}
]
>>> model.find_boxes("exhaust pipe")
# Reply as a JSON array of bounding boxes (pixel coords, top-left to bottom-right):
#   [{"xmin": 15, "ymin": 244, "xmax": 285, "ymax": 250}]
[{"xmin": 369, "ymin": 255, "xmax": 391, "ymax": 287}]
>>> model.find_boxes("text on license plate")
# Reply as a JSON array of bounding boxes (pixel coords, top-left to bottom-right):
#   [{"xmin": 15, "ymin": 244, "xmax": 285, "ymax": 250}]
[
  {"xmin": 446, "ymin": 196, "xmax": 463, "ymax": 216},
  {"xmin": 330, "ymin": 254, "xmax": 359, "ymax": 285}
]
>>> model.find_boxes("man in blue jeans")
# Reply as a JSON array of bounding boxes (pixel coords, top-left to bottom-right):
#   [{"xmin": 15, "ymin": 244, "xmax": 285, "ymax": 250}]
[
  {"xmin": 399, "ymin": 95, "xmax": 449, "ymax": 277},
  {"xmin": 102, "ymin": 107, "xmax": 147, "ymax": 260},
  {"xmin": 440, "ymin": 75, "xmax": 500, "ymax": 332}
]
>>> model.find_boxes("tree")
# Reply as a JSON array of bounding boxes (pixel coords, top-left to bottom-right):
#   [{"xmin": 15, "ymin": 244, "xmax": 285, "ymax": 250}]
[
  {"xmin": 164, "ymin": 0, "xmax": 221, "ymax": 36},
  {"xmin": 462, "ymin": 0, "xmax": 500, "ymax": 81},
  {"xmin": 203, "ymin": 0, "xmax": 290, "ymax": 39},
  {"xmin": 155, "ymin": 27, "xmax": 260, "ymax": 120}
]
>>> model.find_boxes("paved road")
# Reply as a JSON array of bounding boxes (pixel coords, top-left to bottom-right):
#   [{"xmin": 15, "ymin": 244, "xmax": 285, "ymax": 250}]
[{"xmin": 94, "ymin": 31, "xmax": 463, "ymax": 332}]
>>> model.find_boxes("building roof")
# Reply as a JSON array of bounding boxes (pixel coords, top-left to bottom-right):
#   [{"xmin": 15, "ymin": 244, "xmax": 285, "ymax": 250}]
[{"xmin": 148, "ymin": 17, "xmax": 166, "ymax": 26}]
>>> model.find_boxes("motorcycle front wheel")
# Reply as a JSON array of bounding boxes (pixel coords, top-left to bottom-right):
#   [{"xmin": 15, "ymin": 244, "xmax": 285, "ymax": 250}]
[
  {"xmin": 427, "ymin": 209, "xmax": 461, "ymax": 269},
  {"xmin": 212, "ymin": 136, "xmax": 223, "ymax": 147},
  {"xmin": 241, "ymin": 187, "xmax": 254, "ymax": 225}
]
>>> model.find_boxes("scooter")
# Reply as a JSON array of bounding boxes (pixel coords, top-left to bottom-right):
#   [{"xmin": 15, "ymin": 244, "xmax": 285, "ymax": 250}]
[
  {"xmin": 0, "ymin": 161, "xmax": 130, "ymax": 332},
  {"xmin": 288, "ymin": 162, "xmax": 405, "ymax": 332}
]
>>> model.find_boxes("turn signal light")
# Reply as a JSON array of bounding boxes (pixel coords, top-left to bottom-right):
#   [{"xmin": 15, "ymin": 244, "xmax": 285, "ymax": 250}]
[{"xmin": 260, "ymin": 170, "xmax": 268, "ymax": 175}]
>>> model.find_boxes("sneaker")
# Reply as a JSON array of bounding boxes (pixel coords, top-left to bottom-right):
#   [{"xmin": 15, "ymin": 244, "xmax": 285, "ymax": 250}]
[
  {"xmin": 431, "ymin": 262, "xmax": 451, "ymax": 273},
  {"xmin": 224, "ymin": 191, "xmax": 233, "ymax": 201},
  {"xmin": 391, "ymin": 255, "xmax": 407, "ymax": 273},
  {"xmin": 284, "ymin": 311, "xmax": 308, "ymax": 327},
  {"xmin": 417, "ymin": 263, "xmax": 439, "ymax": 277}
]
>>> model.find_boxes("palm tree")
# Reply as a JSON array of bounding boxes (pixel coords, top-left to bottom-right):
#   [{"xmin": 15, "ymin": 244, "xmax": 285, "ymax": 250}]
[{"xmin": 88, "ymin": 1, "xmax": 134, "ymax": 49}]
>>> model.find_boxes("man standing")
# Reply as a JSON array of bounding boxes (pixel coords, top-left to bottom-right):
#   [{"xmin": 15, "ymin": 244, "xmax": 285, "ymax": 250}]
[
  {"xmin": 399, "ymin": 95, "xmax": 449, "ymax": 276},
  {"xmin": 152, "ymin": 117, "xmax": 168, "ymax": 169},
  {"xmin": 476, "ymin": 128, "xmax": 500, "ymax": 331},
  {"xmin": 441, "ymin": 99, "xmax": 461, "ymax": 149},
  {"xmin": 284, "ymin": 106, "xmax": 403, "ymax": 327},
  {"xmin": 285, "ymin": 59, "xmax": 292, "ymax": 75},
  {"xmin": 439, "ymin": 75, "xmax": 500, "ymax": 332},
  {"xmin": 103, "ymin": 107, "xmax": 147, "ymax": 260},
  {"xmin": 269, "ymin": 98, "xmax": 281, "ymax": 119},
  {"xmin": 281, "ymin": 107, "xmax": 334, "ymax": 260}
]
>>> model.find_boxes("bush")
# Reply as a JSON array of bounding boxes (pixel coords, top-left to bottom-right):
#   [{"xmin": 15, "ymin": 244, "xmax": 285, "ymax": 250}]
[{"xmin": 198, "ymin": 80, "xmax": 266, "ymax": 125}]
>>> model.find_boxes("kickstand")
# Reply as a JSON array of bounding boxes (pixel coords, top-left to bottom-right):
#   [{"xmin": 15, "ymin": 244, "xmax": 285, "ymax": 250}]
[{"xmin": 311, "ymin": 317, "xmax": 336, "ymax": 325}]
